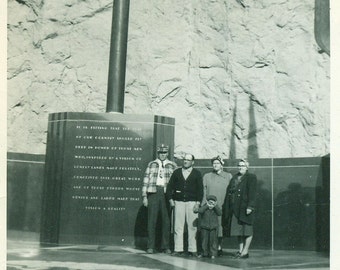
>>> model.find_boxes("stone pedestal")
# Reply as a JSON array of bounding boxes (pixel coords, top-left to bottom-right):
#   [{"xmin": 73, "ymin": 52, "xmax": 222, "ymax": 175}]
[{"xmin": 40, "ymin": 112, "xmax": 175, "ymax": 246}]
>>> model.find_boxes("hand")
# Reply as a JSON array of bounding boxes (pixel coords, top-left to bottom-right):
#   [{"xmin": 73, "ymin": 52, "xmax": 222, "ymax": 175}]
[
  {"xmin": 193, "ymin": 203, "xmax": 200, "ymax": 213},
  {"xmin": 246, "ymin": 208, "xmax": 252, "ymax": 215},
  {"xmin": 169, "ymin": 199, "xmax": 175, "ymax": 208},
  {"xmin": 143, "ymin": 197, "xmax": 148, "ymax": 207},
  {"xmin": 207, "ymin": 201, "xmax": 216, "ymax": 209}
]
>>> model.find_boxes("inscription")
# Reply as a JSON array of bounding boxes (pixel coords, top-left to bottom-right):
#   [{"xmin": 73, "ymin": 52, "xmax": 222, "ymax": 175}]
[
  {"xmin": 75, "ymin": 155, "xmax": 108, "ymax": 160},
  {"xmin": 69, "ymin": 123, "xmax": 146, "ymax": 214},
  {"xmin": 72, "ymin": 175, "xmax": 141, "ymax": 181}
]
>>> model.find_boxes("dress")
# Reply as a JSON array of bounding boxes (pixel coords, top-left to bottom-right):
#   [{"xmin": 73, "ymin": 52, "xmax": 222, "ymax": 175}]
[
  {"xmin": 224, "ymin": 172, "xmax": 257, "ymax": 237},
  {"xmin": 202, "ymin": 171, "xmax": 232, "ymax": 236}
]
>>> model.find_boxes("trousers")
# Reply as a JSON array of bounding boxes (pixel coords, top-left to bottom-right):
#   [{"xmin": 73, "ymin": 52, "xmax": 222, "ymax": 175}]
[
  {"xmin": 201, "ymin": 228, "xmax": 218, "ymax": 256},
  {"xmin": 147, "ymin": 186, "xmax": 170, "ymax": 249},
  {"xmin": 173, "ymin": 201, "xmax": 198, "ymax": 252}
]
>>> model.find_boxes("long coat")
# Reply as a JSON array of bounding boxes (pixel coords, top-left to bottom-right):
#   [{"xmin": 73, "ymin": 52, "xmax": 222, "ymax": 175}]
[{"xmin": 223, "ymin": 171, "xmax": 257, "ymax": 231}]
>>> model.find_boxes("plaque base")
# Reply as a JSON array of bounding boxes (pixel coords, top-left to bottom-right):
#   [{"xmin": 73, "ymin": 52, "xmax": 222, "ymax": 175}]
[{"xmin": 40, "ymin": 112, "xmax": 175, "ymax": 246}]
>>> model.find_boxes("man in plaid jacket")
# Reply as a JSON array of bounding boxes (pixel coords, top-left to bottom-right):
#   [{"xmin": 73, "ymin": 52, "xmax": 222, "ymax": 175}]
[{"xmin": 142, "ymin": 144, "xmax": 177, "ymax": 254}]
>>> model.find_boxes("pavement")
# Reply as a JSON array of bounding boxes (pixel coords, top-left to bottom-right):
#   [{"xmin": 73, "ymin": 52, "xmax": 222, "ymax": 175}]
[{"xmin": 7, "ymin": 231, "xmax": 330, "ymax": 270}]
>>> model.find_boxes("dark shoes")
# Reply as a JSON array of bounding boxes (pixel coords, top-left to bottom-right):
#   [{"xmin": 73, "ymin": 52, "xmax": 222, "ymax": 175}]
[
  {"xmin": 171, "ymin": 251, "xmax": 184, "ymax": 256},
  {"xmin": 172, "ymin": 251, "xmax": 198, "ymax": 257},
  {"xmin": 234, "ymin": 251, "xmax": 241, "ymax": 258},
  {"xmin": 147, "ymin": 248, "xmax": 172, "ymax": 254},
  {"xmin": 163, "ymin": 249, "xmax": 172, "ymax": 254},
  {"xmin": 239, "ymin": 253, "xmax": 249, "ymax": 259},
  {"xmin": 197, "ymin": 253, "xmax": 216, "ymax": 259},
  {"xmin": 218, "ymin": 249, "xmax": 223, "ymax": 256},
  {"xmin": 234, "ymin": 252, "xmax": 249, "ymax": 259}
]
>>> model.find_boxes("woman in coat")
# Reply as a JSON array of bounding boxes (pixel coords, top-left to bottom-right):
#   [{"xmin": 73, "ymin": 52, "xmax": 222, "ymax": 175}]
[{"xmin": 223, "ymin": 158, "xmax": 257, "ymax": 259}]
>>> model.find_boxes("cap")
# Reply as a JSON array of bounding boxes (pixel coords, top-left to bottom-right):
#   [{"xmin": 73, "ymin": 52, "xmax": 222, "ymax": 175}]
[
  {"xmin": 239, "ymin": 158, "xmax": 249, "ymax": 168},
  {"xmin": 157, "ymin": 144, "xmax": 169, "ymax": 153},
  {"xmin": 206, "ymin": 195, "xmax": 217, "ymax": 202},
  {"xmin": 211, "ymin": 155, "xmax": 224, "ymax": 165}
]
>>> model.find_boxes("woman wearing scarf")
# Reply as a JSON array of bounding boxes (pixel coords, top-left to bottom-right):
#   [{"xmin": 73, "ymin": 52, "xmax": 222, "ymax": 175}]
[{"xmin": 223, "ymin": 158, "xmax": 257, "ymax": 259}]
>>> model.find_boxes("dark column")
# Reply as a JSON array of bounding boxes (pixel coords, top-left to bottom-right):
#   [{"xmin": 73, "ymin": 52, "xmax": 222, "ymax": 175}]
[
  {"xmin": 106, "ymin": 0, "xmax": 130, "ymax": 113},
  {"xmin": 315, "ymin": 0, "xmax": 330, "ymax": 55}
]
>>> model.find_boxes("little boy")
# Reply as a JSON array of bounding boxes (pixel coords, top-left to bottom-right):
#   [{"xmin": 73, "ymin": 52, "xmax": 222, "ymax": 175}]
[{"xmin": 196, "ymin": 194, "xmax": 222, "ymax": 259}]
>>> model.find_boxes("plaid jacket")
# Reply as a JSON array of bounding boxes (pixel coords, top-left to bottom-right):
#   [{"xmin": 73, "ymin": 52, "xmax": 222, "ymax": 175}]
[{"xmin": 142, "ymin": 159, "xmax": 177, "ymax": 197}]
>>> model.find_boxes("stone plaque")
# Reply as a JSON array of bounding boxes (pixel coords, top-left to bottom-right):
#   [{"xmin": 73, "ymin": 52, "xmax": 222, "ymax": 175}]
[{"xmin": 40, "ymin": 112, "xmax": 175, "ymax": 245}]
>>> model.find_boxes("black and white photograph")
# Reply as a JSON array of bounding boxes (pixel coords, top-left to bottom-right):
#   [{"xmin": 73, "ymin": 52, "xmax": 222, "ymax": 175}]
[{"xmin": 2, "ymin": 0, "xmax": 339, "ymax": 269}]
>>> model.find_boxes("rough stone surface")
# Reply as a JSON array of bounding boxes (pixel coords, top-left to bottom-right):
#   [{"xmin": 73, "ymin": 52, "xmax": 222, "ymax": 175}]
[{"xmin": 7, "ymin": 0, "xmax": 330, "ymax": 158}]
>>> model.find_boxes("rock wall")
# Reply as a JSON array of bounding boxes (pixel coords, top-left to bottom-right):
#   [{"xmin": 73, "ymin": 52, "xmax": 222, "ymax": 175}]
[{"xmin": 7, "ymin": 0, "xmax": 330, "ymax": 158}]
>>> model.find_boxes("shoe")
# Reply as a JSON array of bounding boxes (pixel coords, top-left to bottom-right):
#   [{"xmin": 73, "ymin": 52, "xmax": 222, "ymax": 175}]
[
  {"xmin": 211, "ymin": 255, "xmax": 215, "ymax": 259},
  {"xmin": 146, "ymin": 248, "xmax": 154, "ymax": 254},
  {"xmin": 187, "ymin": 252, "xmax": 197, "ymax": 257},
  {"xmin": 172, "ymin": 251, "xmax": 184, "ymax": 256},
  {"xmin": 218, "ymin": 249, "xmax": 223, "ymax": 256},
  {"xmin": 234, "ymin": 251, "xmax": 241, "ymax": 258},
  {"xmin": 164, "ymin": 249, "xmax": 172, "ymax": 254},
  {"xmin": 239, "ymin": 253, "xmax": 249, "ymax": 259},
  {"xmin": 197, "ymin": 254, "xmax": 202, "ymax": 258}
]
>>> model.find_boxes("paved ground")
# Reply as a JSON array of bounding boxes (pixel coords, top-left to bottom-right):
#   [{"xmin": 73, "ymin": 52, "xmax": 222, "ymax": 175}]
[{"xmin": 7, "ymin": 238, "xmax": 330, "ymax": 270}]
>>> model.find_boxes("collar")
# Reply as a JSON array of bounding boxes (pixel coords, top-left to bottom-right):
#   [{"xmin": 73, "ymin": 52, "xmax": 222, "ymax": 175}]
[
  {"xmin": 213, "ymin": 169, "xmax": 223, "ymax": 175},
  {"xmin": 156, "ymin": 159, "xmax": 170, "ymax": 166},
  {"xmin": 182, "ymin": 166, "xmax": 193, "ymax": 173}
]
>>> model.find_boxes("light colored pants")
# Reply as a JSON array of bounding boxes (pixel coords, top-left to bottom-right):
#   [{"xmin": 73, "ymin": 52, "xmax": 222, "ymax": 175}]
[{"xmin": 174, "ymin": 201, "xmax": 198, "ymax": 252}]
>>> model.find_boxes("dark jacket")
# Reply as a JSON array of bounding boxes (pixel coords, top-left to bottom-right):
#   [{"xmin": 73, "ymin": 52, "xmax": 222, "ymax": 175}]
[
  {"xmin": 223, "ymin": 172, "xmax": 257, "ymax": 227},
  {"xmin": 166, "ymin": 168, "xmax": 203, "ymax": 202},
  {"xmin": 196, "ymin": 204, "xmax": 222, "ymax": 230}
]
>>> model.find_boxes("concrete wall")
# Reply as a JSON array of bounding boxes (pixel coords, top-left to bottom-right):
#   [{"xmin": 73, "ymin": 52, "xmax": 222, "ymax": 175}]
[
  {"xmin": 7, "ymin": 0, "xmax": 329, "ymax": 159},
  {"xmin": 7, "ymin": 153, "xmax": 329, "ymax": 251}
]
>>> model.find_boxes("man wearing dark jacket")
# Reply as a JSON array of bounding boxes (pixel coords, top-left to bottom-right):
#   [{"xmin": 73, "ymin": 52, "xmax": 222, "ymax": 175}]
[{"xmin": 166, "ymin": 153, "xmax": 203, "ymax": 256}]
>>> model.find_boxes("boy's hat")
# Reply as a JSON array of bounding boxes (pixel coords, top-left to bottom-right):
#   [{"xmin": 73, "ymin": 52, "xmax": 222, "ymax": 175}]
[{"xmin": 206, "ymin": 195, "xmax": 217, "ymax": 202}]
